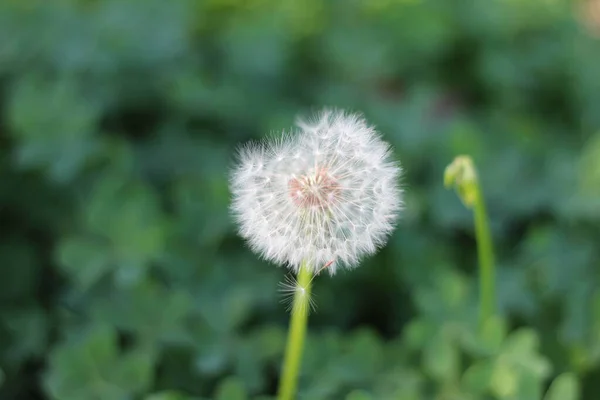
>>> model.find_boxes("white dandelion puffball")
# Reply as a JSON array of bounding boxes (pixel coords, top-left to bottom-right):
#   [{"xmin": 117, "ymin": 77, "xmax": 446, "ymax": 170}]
[{"xmin": 230, "ymin": 109, "xmax": 402, "ymax": 275}]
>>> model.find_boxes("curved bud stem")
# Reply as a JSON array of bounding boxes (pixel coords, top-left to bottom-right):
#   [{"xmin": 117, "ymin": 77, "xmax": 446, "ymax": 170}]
[
  {"xmin": 445, "ymin": 155, "xmax": 496, "ymax": 326},
  {"xmin": 277, "ymin": 262, "xmax": 312, "ymax": 400}
]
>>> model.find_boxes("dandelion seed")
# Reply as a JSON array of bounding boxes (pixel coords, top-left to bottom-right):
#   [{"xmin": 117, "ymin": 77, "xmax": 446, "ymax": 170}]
[
  {"xmin": 230, "ymin": 109, "xmax": 403, "ymax": 274},
  {"xmin": 278, "ymin": 274, "xmax": 317, "ymax": 314}
]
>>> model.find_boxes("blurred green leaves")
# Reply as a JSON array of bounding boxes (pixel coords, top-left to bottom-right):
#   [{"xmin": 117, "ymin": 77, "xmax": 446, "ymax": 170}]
[
  {"xmin": 44, "ymin": 326, "xmax": 155, "ymax": 400},
  {"xmin": 56, "ymin": 176, "xmax": 168, "ymax": 288},
  {"xmin": 544, "ymin": 373, "xmax": 580, "ymax": 400},
  {"xmin": 0, "ymin": 0, "xmax": 598, "ymax": 399},
  {"xmin": 8, "ymin": 76, "xmax": 102, "ymax": 182}
]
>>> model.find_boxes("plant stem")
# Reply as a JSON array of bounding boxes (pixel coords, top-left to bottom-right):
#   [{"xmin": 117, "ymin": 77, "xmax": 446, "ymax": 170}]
[
  {"xmin": 473, "ymin": 182, "xmax": 495, "ymax": 326},
  {"xmin": 444, "ymin": 155, "xmax": 496, "ymax": 327},
  {"xmin": 277, "ymin": 263, "xmax": 312, "ymax": 400}
]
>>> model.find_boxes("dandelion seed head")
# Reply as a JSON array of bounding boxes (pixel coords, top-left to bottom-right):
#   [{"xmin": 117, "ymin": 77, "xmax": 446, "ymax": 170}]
[{"xmin": 230, "ymin": 109, "xmax": 403, "ymax": 274}]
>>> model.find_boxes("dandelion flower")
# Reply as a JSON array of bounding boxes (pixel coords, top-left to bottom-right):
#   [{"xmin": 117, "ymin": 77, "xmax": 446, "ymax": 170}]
[{"xmin": 230, "ymin": 109, "xmax": 402, "ymax": 274}]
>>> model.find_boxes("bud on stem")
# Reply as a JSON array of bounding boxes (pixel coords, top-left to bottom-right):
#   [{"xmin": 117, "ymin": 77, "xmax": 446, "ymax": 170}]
[{"xmin": 445, "ymin": 155, "xmax": 496, "ymax": 327}]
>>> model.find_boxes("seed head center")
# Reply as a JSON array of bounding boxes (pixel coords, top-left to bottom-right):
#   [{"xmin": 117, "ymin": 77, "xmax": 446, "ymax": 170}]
[{"xmin": 288, "ymin": 167, "xmax": 340, "ymax": 208}]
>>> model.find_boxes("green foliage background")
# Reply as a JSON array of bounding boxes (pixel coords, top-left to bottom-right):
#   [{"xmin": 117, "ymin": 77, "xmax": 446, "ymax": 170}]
[{"xmin": 1, "ymin": 0, "xmax": 600, "ymax": 399}]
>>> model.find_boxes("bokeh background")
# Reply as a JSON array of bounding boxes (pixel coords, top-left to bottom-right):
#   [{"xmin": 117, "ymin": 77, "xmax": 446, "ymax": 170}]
[{"xmin": 2, "ymin": 0, "xmax": 600, "ymax": 399}]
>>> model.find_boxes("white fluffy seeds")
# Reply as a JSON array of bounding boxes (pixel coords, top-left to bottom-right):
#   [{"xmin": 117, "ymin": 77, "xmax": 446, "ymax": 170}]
[{"xmin": 230, "ymin": 109, "xmax": 402, "ymax": 274}]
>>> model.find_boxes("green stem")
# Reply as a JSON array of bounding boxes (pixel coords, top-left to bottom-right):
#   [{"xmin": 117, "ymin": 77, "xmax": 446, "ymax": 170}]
[
  {"xmin": 277, "ymin": 263, "xmax": 312, "ymax": 400},
  {"xmin": 473, "ymin": 184, "xmax": 495, "ymax": 326},
  {"xmin": 444, "ymin": 155, "xmax": 496, "ymax": 327}
]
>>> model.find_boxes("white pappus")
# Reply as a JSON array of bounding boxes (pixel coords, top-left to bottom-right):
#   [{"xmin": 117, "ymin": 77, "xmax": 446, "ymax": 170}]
[{"xmin": 230, "ymin": 109, "xmax": 403, "ymax": 275}]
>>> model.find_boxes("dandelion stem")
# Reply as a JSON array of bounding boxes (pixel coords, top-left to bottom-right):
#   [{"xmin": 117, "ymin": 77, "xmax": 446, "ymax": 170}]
[
  {"xmin": 473, "ymin": 182, "xmax": 495, "ymax": 325},
  {"xmin": 278, "ymin": 262, "xmax": 312, "ymax": 400},
  {"xmin": 444, "ymin": 156, "xmax": 496, "ymax": 326}
]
